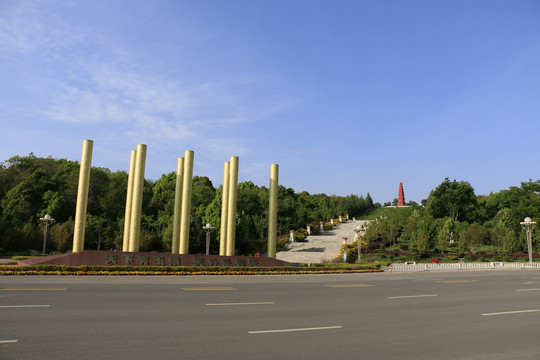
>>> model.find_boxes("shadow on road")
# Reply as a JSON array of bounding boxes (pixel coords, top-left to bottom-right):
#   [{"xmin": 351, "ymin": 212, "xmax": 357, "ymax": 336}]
[{"xmin": 293, "ymin": 247, "xmax": 325, "ymax": 253}]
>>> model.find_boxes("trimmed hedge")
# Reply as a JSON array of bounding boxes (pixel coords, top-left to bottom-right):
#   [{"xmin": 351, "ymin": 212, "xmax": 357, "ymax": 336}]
[{"xmin": 0, "ymin": 264, "xmax": 383, "ymax": 276}]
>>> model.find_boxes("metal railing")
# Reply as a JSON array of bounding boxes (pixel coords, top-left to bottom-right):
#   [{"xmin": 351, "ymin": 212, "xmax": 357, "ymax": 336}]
[{"xmin": 389, "ymin": 262, "xmax": 540, "ymax": 272}]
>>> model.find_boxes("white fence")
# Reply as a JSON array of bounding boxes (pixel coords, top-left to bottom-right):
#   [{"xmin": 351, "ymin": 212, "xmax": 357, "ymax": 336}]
[{"xmin": 389, "ymin": 262, "xmax": 540, "ymax": 272}]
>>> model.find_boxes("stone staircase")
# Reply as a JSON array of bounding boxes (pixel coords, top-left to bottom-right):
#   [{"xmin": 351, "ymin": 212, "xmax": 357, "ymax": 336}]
[{"xmin": 276, "ymin": 220, "xmax": 369, "ymax": 264}]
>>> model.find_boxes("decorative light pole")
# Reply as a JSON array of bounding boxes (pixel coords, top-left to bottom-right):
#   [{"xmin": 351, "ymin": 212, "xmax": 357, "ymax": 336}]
[
  {"xmin": 354, "ymin": 228, "xmax": 362, "ymax": 264},
  {"xmin": 39, "ymin": 214, "xmax": 55, "ymax": 256},
  {"xmin": 520, "ymin": 217, "xmax": 536, "ymax": 265},
  {"xmin": 202, "ymin": 223, "xmax": 214, "ymax": 256}
]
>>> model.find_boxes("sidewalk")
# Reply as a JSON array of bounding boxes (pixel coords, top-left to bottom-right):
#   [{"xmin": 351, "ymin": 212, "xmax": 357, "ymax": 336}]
[{"xmin": 276, "ymin": 220, "xmax": 369, "ymax": 264}]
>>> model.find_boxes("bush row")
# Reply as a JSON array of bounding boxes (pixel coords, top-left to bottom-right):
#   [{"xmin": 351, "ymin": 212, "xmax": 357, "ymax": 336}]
[
  {"xmin": 362, "ymin": 250, "xmax": 540, "ymax": 263},
  {"xmin": 0, "ymin": 264, "xmax": 383, "ymax": 276}
]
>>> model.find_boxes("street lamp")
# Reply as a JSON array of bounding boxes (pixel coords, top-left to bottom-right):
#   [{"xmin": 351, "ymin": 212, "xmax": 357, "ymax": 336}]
[
  {"xmin": 354, "ymin": 228, "xmax": 362, "ymax": 264},
  {"xmin": 39, "ymin": 214, "xmax": 55, "ymax": 256},
  {"xmin": 520, "ymin": 217, "xmax": 536, "ymax": 265},
  {"xmin": 202, "ymin": 223, "xmax": 214, "ymax": 256}
]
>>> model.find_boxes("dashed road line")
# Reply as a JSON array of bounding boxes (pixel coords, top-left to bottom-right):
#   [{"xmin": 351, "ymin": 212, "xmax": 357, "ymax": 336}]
[
  {"xmin": 182, "ymin": 287, "xmax": 238, "ymax": 291},
  {"xmin": 0, "ymin": 305, "xmax": 50, "ymax": 308},
  {"xmin": 515, "ymin": 288, "xmax": 540, "ymax": 292},
  {"xmin": 388, "ymin": 294, "xmax": 438, "ymax": 299},
  {"xmin": 249, "ymin": 326, "xmax": 342, "ymax": 334},
  {"xmin": 0, "ymin": 340, "xmax": 18, "ymax": 344},
  {"xmin": 481, "ymin": 310, "xmax": 540, "ymax": 316},
  {"xmin": 206, "ymin": 302, "xmax": 275, "ymax": 306},
  {"xmin": 438, "ymin": 280, "xmax": 478, "ymax": 284},
  {"xmin": 325, "ymin": 284, "xmax": 374, "ymax": 288},
  {"xmin": 0, "ymin": 288, "xmax": 68, "ymax": 291}
]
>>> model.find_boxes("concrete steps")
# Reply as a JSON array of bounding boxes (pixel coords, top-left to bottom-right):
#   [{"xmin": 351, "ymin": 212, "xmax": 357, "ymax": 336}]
[{"xmin": 276, "ymin": 220, "xmax": 368, "ymax": 264}]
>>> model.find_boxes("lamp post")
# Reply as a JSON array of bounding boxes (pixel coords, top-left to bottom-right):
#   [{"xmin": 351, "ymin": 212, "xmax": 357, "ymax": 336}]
[
  {"xmin": 202, "ymin": 223, "xmax": 214, "ymax": 256},
  {"xmin": 520, "ymin": 217, "xmax": 536, "ymax": 265},
  {"xmin": 39, "ymin": 214, "xmax": 55, "ymax": 256},
  {"xmin": 354, "ymin": 228, "xmax": 362, "ymax": 263}
]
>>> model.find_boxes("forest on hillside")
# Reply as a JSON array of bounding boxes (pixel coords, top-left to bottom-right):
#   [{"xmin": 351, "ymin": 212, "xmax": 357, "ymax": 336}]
[
  {"xmin": 0, "ymin": 154, "xmax": 375, "ymax": 255},
  {"xmin": 355, "ymin": 178, "xmax": 540, "ymax": 262}
]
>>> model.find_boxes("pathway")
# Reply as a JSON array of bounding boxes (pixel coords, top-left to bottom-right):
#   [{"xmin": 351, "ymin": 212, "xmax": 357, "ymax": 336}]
[{"xmin": 276, "ymin": 220, "xmax": 370, "ymax": 264}]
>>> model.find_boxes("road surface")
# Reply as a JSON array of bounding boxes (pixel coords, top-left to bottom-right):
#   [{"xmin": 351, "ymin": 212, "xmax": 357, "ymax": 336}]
[{"xmin": 2, "ymin": 270, "xmax": 540, "ymax": 359}]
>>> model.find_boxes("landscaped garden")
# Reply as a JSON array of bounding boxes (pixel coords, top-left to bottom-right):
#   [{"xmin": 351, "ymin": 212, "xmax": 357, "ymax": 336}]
[{"xmin": 338, "ymin": 179, "xmax": 540, "ymax": 264}]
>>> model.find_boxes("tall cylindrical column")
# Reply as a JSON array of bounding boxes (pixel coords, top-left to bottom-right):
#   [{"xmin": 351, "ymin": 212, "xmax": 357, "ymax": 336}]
[
  {"xmin": 267, "ymin": 164, "xmax": 279, "ymax": 258},
  {"xmin": 73, "ymin": 139, "xmax": 93, "ymax": 253},
  {"xmin": 226, "ymin": 156, "xmax": 239, "ymax": 256},
  {"xmin": 128, "ymin": 144, "xmax": 147, "ymax": 252},
  {"xmin": 219, "ymin": 162, "xmax": 230, "ymax": 256},
  {"xmin": 171, "ymin": 157, "xmax": 184, "ymax": 254},
  {"xmin": 122, "ymin": 150, "xmax": 137, "ymax": 252},
  {"xmin": 179, "ymin": 150, "xmax": 194, "ymax": 254}
]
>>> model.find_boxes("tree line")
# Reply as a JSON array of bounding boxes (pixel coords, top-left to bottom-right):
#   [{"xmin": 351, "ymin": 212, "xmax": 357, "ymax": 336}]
[
  {"xmin": 363, "ymin": 178, "xmax": 540, "ymax": 257},
  {"xmin": 0, "ymin": 154, "xmax": 374, "ymax": 255}
]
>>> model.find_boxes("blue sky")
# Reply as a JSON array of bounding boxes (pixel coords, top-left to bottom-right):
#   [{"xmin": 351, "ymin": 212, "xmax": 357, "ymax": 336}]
[{"xmin": 1, "ymin": 0, "xmax": 539, "ymax": 203}]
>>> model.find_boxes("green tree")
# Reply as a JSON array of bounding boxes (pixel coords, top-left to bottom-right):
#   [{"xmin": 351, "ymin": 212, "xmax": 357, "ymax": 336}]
[
  {"xmin": 458, "ymin": 223, "xmax": 485, "ymax": 254},
  {"xmin": 410, "ymin": 228, "xmax": 430, "ymax": 254},
  {"xmin": 426, "ymin": 178, "xmax": 477, "ymax": 223},
  {"xmin": 436, "ymin": 218, "xmax": 453, "ymax": 251},
  {"xmin": 502, "ymin": 228, "xmax": 521, "ymax": 254}
]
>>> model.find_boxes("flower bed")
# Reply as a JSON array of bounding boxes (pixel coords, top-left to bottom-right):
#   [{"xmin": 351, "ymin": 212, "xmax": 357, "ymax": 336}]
[{"xmin": 0, "ymin": 264, "xmax": 382, "ymax": 276}]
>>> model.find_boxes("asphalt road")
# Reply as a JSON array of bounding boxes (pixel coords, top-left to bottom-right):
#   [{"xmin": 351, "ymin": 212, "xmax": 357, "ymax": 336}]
[{"xmin": 2, "ymin": 271, "xmax": 540, "ymax": 360}]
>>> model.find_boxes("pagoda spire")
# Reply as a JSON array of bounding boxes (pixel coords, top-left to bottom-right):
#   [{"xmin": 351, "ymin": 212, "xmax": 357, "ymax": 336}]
[{"xmin": 398, "ymin": 182, "xmax": 405, "ymax": 207}]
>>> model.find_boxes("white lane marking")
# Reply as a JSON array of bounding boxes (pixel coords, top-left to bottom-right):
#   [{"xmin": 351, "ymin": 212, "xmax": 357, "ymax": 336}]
[
  {"xmin": 516, "ymin": 289, "xmax": 540, "ymax": 292},
  {"xmin": 481, "ymin": 310, "xmax": 540, "ymax": 316},
  {"xmin": 249, "ymin": 326, "xmax": 342, "ymax": 334},
  {"xmin": 521, "ymin": 282, "xmax": 533, "ymax": 285},
  {"xmin": 206, "ymin": 302, "xmax": 275, "ymax": 306},
  {"xmin": 0, "ymin": 305, "xmax": 50, "ymax": 308},
  {"xmin": 0, "ymin": 340, "xmax": 18, "ymax": 344},
  {"xmin": 0, "ymin": 288, "xmax": 68, "ymax": 291},
  {"xmin": 182, "ymin": 287, "xmax": 237, "ymax": 291},
  {"xmin": 23, "ymin": 281, "xmax": 76, "ymax": 284},
  {"xmin": 388, "ymin": 294, "xmax": 438, "ymax": 299},
  {"xmin": 163, "ymin": 282, "xmax": 211, "ymax": 285},
  {"xmin": 415, "ymin": 278, "xmax": 444, "ymax": 282}
]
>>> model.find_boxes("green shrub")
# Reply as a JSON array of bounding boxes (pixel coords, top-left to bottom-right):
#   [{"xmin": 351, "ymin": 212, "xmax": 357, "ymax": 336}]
[
  {"xmin": 294, "ymin": 228, "xmax": 308, "ymax": 242},
  {"xmin": 277, "ymin": 234, "xmax": 290, "ymax": 251},
  {"xmin": 11, "ymin": 256, "xmax": 42, "ymax": 260},
  {"xmin": 338, "ymin": 243, "xmax": 358, "ymax": 263},
  {"xmin": 309, "ymin": 224, "xmax": 321, "ymax": 235}
]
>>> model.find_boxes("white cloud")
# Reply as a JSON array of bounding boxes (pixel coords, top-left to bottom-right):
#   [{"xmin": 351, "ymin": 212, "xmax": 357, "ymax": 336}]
[
  {"xmin": 198, "ymin": 139, "xmax": 249, "ymax": 159},
  {"xmin": 1, "ymin": 0, "xmax": 297, "ymax": 158},
  {"xmin": 0, "ymin": 1, "xmax": 83, "ymax": 55}
]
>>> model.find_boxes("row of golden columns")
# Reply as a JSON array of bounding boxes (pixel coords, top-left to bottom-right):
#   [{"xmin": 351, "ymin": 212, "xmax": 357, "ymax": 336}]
[{"xmin": 71, "ymin": 140, "xmax": 279, "ymax": 258}]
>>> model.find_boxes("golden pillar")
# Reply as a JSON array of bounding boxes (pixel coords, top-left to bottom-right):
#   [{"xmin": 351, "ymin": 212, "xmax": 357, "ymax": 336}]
[
  {"xmin": 225, "ymin": 156, "xmax": 239, "ymax": 256},
  {"xmin": 267, "ymin": 164, "xmax": 279, "ymax": 258},
  {"xmin": 219, "ymin": 161, "xmax": 230, "ymax": 256},
  {"xmin": 73, "ymin": 139, "xmax": 93, "ymax": 253},
  {"xmin": 171, "ymin": 157, "xmax": 184, "ymax": 254},
  {"xmin": 128, "ymin": 144, "xmax": 147, "ymax": 252},
  {"xmin": 122, "ymin": 149, "xmax": 137, "ymax": 252},
  {"xmin": 179, "ymin": 150, "xmax": 194, "ymax": 254}
]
